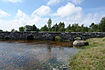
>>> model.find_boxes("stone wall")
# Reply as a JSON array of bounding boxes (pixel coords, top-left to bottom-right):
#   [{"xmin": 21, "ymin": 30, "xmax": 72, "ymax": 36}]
[{"xmin": 0, "ymin": 32, "xmax": 105, "ymax": 41}]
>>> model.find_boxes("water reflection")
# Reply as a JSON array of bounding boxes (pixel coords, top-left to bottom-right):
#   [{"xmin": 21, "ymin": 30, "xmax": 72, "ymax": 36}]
[{"xmin": 0, "ymin": 41, "xmax": 79, "ymax": 70}]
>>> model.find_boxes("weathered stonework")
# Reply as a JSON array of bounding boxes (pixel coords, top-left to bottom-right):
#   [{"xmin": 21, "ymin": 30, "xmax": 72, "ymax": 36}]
[{"xmin": 0, "ymin": 32, "xmax": 105, "ymax": 41}]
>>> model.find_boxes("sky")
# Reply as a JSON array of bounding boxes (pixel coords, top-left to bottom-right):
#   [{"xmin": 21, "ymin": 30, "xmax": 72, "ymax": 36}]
[{"xmin": 0, "ymin": 0, "xmax": 105, "ymax": 31}]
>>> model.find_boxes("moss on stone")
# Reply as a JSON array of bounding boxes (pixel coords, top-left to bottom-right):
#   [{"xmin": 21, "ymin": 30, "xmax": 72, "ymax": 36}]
[{"xmin": 55, "ymin": 36, "xmax": 62, "ymax": 41}]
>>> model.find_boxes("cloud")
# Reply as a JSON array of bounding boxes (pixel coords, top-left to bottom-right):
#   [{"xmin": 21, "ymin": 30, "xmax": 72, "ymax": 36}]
[
  {"xmin": 48, "ymin": 0, "xmax": 64, "ymax": 5},
  {"xmin": 0, "ymin": 3, "xmax": 104, "ymax": 31},
  {"xmin": 52, "ymin": 2, "xmax": 105, "ymax": 27},
  {"xmin": 47, "ymin": 0, "xmax": 83, "ymax": 5},
  {"xmin": 3, "ymin": 0, "xmax": 23, "ymax": 3},
  {"xmin": 72, "ymin": 0, "xmax": 83, "ymax": 4},
  {"xmin": 81, "ymin": 13, "xmax": 105, "ymax": 26},
  {"xmin": 0, "ymin": 10, "xmax": 27, "ymax": 31},
  {"xmin": 32, "ymin": 5, "xmax": 51, "ymax": 16},
  {"xmin": 0, "ymin": 9, "xmax": 10, "ymax": 18},
  {"xmin": 54, "ymin": 2, "xmax": 82, "ymax": 17},
  {"xmin": 0, "ymin": 9, "xmax": 49, "ymax": 31},
  {"xmin": 13, "ymin": 9, "xmax": 49, "ymax": 30}
]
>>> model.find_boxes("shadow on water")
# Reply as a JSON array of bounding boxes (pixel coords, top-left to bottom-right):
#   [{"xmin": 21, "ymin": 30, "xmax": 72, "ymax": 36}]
[
  {"xmin": 0, "ymin": 40, "xmax": 73, "ymax": 47},
  {"xmin": 0, "ymin": 40, "xmax": 79, "ymax": 70}
]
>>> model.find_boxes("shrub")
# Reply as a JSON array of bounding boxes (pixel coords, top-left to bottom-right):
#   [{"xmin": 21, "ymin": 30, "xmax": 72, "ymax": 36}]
[
  {"xmin": 55, "ymin": 36, "xmax": 62, "ymax": 41},
  {"xmin": 102, "ymin": 37, "xmax": 105, "ymax": 41}
]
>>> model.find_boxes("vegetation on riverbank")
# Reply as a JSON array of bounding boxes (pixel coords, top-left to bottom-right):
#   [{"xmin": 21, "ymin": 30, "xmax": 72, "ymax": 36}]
[
  {"xmin": 6, "ymin": 17, "xmax": 105, "ymax": 32},
  {"xmin": 69, "ymin": 38, "xmax": 105, "ymax": 70}
]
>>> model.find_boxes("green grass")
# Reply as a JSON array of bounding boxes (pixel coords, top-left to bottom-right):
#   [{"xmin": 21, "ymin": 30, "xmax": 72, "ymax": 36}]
[
  {"xmin": 102, "ymin": 37, "xmax": 105, "ymax": 41},
  {"xmin": 69, "ymin": 38, "xmax": 105, "ymax": 70}
]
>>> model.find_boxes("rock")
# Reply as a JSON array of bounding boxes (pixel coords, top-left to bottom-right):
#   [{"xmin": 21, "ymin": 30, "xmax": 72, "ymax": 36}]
[
  {"xmin": 42, "ymin": 33, "xmax": 54, "ymax": 40},
  {"xmin": 4, "ymin": 36, "xmax": 11, "ymax": 40},
  {"xmin": 73, "ymin": 40, "xmax": 89, "ymax": 47}
]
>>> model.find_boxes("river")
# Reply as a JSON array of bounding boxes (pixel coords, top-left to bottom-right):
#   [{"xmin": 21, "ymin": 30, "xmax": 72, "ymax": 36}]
[{"xmin": 0, "ymin": 41, "xmax": 79, "ymax": 70}]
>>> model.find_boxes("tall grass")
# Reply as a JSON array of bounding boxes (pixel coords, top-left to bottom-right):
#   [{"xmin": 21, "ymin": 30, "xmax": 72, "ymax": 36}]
[{"xmin": 69, "ymin": 38, "xmax": 105, "ymax": 70}]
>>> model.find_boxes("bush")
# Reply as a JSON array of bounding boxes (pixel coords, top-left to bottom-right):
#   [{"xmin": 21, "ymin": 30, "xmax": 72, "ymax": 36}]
[
  {"xmin": 102, "ymin": 37, "xmax": 105, "ymax": 41},
  {"xmin": 55, "ymin": 36, "xmax": 62, "ymax": 41}
]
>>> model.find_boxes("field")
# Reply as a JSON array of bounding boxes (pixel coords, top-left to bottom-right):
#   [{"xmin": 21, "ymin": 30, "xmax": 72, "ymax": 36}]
[{"xmin": 69, "ymin": 38, "xmax": 105, "ymax": 70}]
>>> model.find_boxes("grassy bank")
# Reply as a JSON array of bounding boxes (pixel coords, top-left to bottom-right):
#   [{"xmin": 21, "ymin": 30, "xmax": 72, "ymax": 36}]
[{"xmin": 69, "ymin": 38, "xmax": 105, "ymax": 70}]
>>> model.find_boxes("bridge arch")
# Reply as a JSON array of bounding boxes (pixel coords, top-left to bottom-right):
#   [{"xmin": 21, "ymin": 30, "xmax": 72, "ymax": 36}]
[
  {"xmin": 27, "ymin": 35, "xmax": 35, "ymax": 40},
  {"xmin": 4, "ymin": 36, "xmax": 11, "ymax": 40}
]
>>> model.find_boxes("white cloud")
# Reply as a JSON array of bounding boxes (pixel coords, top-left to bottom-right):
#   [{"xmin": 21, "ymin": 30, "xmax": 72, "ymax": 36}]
[
  {"xmin": 3, "ymin": 0, "xmax": 22, "ymax": 3},
  {"xmin": 55, "ymin": 2, "xmax": 82, "ymax": 17},
  {"xmin": 56, "ymin": 13, "xmax": 105, "ymax": 28},
  {"xmin": 0, "ymin": 10, "xmax": 27, "ymax": 31},
  {"xmin": 72, "ymin": 0, "xmax": 83, "ymax": 4},
  {"xmin": 13, "ymin": 9, "xmax": 49, "ymax": 30},
  {"xmin": 32, "ymin": 5, "xmax": 51, "ymax": 16},
  {"xmin": 52, "ymin": 2, "xmax": 105, "ymax": 27},
  {"xmin": 81, "ymin": 13, "xmax": 105, "ymax": 26},
  {"xmin": 47, "ymin": 0, "xmax": 83, "ymax": 5},
  {"xmin": 0, "ymin": 9, "xmax": 49, "ymax": 31},
  {"xmin": 0, "ymin": 3, "xmax": 104, "ymax": 31},
  {"xmin": 48, "ymin": 0, "xmax": 65, "ymax": 5},
  {"xmin": 0, "ymin": 9, "xmax": 10, "ymax": 18}
]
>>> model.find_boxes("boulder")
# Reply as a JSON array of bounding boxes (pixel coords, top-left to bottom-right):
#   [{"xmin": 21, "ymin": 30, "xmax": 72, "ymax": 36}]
[{"xmin": 73, "ymin": 40, "xmax": 89, "ymax": 47}]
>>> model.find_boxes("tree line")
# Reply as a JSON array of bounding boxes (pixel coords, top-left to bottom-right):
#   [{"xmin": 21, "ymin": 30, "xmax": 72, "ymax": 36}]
[{"xmin": 17, "ymin": 17, "xmax": 105, "ymax": 32}]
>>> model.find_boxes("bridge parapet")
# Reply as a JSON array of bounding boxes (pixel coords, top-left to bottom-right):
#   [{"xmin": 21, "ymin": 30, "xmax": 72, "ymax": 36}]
[{"xmin": 0, "ymin": 32, "xmax": 105, "ymax": 41}]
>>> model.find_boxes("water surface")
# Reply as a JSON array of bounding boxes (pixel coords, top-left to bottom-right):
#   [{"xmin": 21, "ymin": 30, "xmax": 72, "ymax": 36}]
[{"xmin": 0, "ymin": 41, "xmax": 79, "ymax": 70}]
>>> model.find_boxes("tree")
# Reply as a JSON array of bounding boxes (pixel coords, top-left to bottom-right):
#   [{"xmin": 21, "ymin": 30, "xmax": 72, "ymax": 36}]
[
  {"xmin": 51, "ymin": 23, "xmax": 58, "ymax": 32},
  {"xmin": 58, "ymin": 22, "xmax": 65, "ymax": 32},
  {"xmin": 99, "ymin": 17, "xmax": 105, "ymax": 32},
  {"xmin": 89, "ymin": 23, "xmax": 99, "ymax": 32},
  {"xmin": 48, "ymin": 18, "xmax": 52, "ymax": 31},
  {"xmin": 24, "ymin": 25, "xmax": 33, "ymax": 31},
  {"xmin": 73, "ymin": 24, "xmax": 80, "ymax": 32},
  {"xmin": 11, "ymin": 29, "xmax": 18, "ymax": 32},
  {"xmin": 71, "ymin": 24, "xmax": 77, "ymax": 32},
  {"xmin": 40, "ymin": 25, "xmax": 48, "ymax": 31},
  {"xmin": 19, "ymin": 27, "xmax": 24, "ymax": 32},
  {"xmin": 90, "ymin": 23, "xmax": 95, "ymax": 28},
  {"xmin": 32, "ymin": 24, "xmax": 39, "ymax": 31},
  {"xmin": 0, "ymin": 30, "xmax": 3, "ymax": 32},
  {"xmin": 65, "ymin": 24, "xmax": 71, "ymax": 32}
]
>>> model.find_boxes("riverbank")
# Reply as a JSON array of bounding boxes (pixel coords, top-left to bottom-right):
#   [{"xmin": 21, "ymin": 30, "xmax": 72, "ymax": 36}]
[
  {"xmin": 0, "ymin": 40, "xmax": 73, "ymax": 47},
  {"xmin": 69, "ymin": 38, "xmax": 105, "ymax": 70}
]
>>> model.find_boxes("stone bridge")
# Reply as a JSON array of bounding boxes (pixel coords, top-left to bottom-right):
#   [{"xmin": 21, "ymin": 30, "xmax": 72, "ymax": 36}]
[{"xmin": 0, "ymin": 32, "xmax": 105, "ymax": 41}]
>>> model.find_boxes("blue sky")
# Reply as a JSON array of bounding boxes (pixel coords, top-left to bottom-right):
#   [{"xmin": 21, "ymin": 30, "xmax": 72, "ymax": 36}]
[{"xmin": 0, "ymin": 0, "xmax": 105, "ymax": 31}]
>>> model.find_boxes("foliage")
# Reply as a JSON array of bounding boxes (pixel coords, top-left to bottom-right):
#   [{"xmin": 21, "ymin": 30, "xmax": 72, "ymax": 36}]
[
  {"xmin": 0, "ymin": 30, "xmax": 3, "ymax": 32},
  {"xmin": 55, "ymin": 36, "xmax": 62, "ymax": 41},
  {"xmin": 48, "ymin": 18, "xmax": 52, "ymax": 31},
  {"xmin": 65, "ymin": 24, "xmax": 71, "ymax": 32},
  {"xmin": 51, "ymin": 23, "xmax": 58, "ymax": 32},
  {"xmin": 19, "ymin": 24, "xmax": 39, "ymax": 32},
  {"xmin": 18, "ymin": 17, "xmax": 105, "ymax": 32},
  {"xmin": 24, "ymin": 25, "xmax": 33, "ymax": 31},
  {"xmin": 40, "ymin": 25, "xmax": 48, "ymax": 31},
  {"xmin": 99, "ymin": 17, "xmax": 105, "ymax": 32},
  {"xmin": 89, "ymin": 23, "xmax": 99, "ymax": 32},
  {"xmin": 11, "ymin": 29, "xmax": 18, "ymax": 32},
  {"xmin": 102, "ymin": 37, "xmax": 105, "ymax": 41},
  {"xmin": 58, "ymin": 22, "xmax": 65, "ymax": 32},
  {"xmin": 32, "ymin": 25, "xmax": 39, "ymax": 31},
  {"xmin": 19, "ymin": 27, "xmax": 24, "ymax": 32}
]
